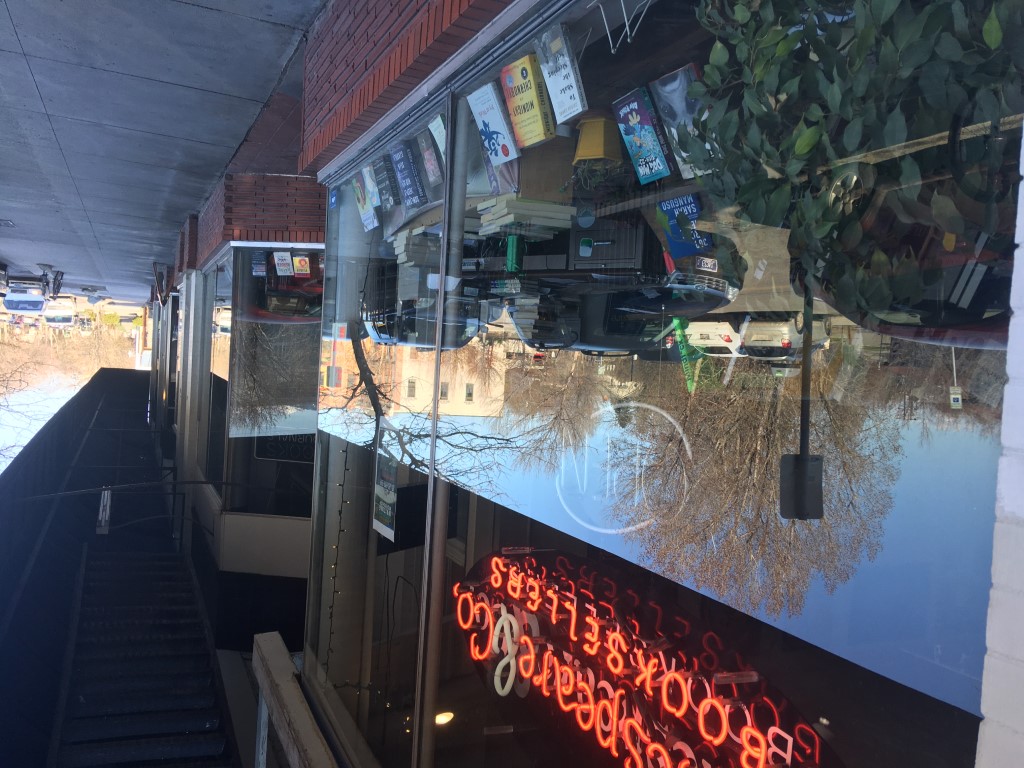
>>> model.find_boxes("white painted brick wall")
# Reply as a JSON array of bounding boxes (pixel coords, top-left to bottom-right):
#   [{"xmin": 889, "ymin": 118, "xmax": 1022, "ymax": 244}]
[{"xmin": 976, "ymin": 133, "xmax": 1024, "ymax": 767}]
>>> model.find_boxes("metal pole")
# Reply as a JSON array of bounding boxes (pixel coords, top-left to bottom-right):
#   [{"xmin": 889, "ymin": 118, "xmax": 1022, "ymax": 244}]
[{"xmin": 952, "ymin": 346, "xmax": 958, "ymax": 387}]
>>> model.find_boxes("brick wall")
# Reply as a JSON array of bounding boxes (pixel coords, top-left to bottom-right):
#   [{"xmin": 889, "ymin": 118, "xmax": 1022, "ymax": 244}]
[
  {"xmin": 301, "ymin": 0, "xmax": 513, "ymax": 173},
  {"xmin": 196, "ymin": 174, "xmax": 326, "ymax": 269}
]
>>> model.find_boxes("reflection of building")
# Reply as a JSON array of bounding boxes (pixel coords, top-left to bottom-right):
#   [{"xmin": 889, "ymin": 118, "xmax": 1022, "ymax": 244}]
[{"xmin": 2, "ymin": 2, "xmax": 1023, "ymax": 768}]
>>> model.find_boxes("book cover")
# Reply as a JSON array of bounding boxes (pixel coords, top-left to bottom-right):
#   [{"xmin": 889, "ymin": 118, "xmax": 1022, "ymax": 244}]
[
  {"xmin": 273, "ymin": 251, "xmax": 294, "ymax": 276},
  {"xmin": 534, "ymin": 24, "xmax": 588, "ymax": 124},
  {"xmin": 389, "ymin": 142, "xmax": 428, "ymax": 209},
  {"xmin": 649, "ymin": 63, "xmax": 703, "ymax": 179},
  {"xmin": 428, "ymin": 114, "xmax": 447, "ymax": 163},
  {"xmin": 292, "ymin": 254, "xmax": 312, "ymax": 277},
  {"xmin": 371, "ymin": 155, "xmax": 399, "ymax": 211},
  {"xmin": 657, "ymin": 194, "xmax": 712, "ymax": 259},
  {"xmin": 416, "ymin": 130, "xmax": 444, "ymax": 187},
  {"xmin": 352, "ymin": 173, "xmax": 379, "ymax": 231},
  {"xmin": 612, "ymin": 87, "xmax": 675, "ymax": 184},
  {"xmin": 251, "ymin": 251, "xmax": 267, "ymax": 277},
  {"xmin": 466, "ymin": 82, "xmax": 519, "ymax": 166},
  {"xmin": 361, "ymin": 165, "xmax": 380, "ymax": 207},
  {"xmin": 501, "ymin": 53, "xmax": 557, "ymax": 148}
]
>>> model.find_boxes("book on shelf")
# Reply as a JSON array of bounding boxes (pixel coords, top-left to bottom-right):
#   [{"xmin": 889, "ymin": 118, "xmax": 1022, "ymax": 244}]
[
  {"xmin": 648, "ymin": 63, "xmax": 704, "ymax": 179},
  {"xmin": 352, "ymin": 173, "xmax": 379, "ymax": 232},
  {"xmin": 416, "ymin": 130, "xmax": 444, "ymax": 187},
  {"xmin": 500, "ymin": 53, "xmax": 557, "ymax": 148},
  {"xmin": 389, "ymin": 142, "xmax": 428, "ymax": 209},
  {"xmin": 533, "ymin": 23, "xmax": 588, "ymax": 124},
  {"xmin": 476, "ymin": 194, "xmax": 576, "ymax": 216},
  {"xmin": 467, "ymin": 82, "xmax": 519, "ymax": 167},
  {"xmin": 273, "ymin": 251, "xmax": 294, "ymax": 276},
  {"xmin": 612, "ymin": 87, "xmax": 675, "ymax": 185},
  {"xmin": 371, "ymin": 155, "xmax": 399, "ymax": 211}
]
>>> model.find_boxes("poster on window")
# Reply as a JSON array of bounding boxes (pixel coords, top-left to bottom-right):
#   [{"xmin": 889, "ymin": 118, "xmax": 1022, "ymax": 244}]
[{"xmin": 372, "ymin": 420, "xmax": 400, "ymax": 542}]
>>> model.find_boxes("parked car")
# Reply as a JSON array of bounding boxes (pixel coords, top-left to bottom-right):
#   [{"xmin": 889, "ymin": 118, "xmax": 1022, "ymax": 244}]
[
  {"xmin": 683, "ymin": 317, "xmax": 747, "ymax": 357},
  {"xmin": 740, "ymin": 314, "xmax": 832, "ymax": 363},
  {"xmin": 43, "ymin": 295, "xmax": 78, "ymax": 330},
  {"xmin": 2, "ymin": 273, "xmax": 50, "ymax": 317},
  {"xmin": 0, "ymin": 262, "xmax": 8, "ymax": 297}
]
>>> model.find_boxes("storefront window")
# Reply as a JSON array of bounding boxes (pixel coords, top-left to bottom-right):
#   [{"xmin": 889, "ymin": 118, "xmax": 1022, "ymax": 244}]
[
  {"xmin": 205, "ymin": 261, "xmax": 233, "ymax": 490},
  {"xmin": 312, "ymin": 0, "xmax": 1021, "ymax": 765}
]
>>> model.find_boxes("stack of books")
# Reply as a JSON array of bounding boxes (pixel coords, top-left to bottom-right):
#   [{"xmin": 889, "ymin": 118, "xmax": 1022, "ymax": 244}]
[
  {"xmin": 391, "ymin": 227, "xmax": 441, "ymax": 264},
  {"xmin": 476, "ymin": 195, "xmax": 575, "ymax": 240}
]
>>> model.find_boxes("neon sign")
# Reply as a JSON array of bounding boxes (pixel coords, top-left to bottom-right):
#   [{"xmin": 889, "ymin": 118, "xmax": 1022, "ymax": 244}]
[{"xmin": 454, "ymin": 552, "xmax": 838, "ymax": 768}]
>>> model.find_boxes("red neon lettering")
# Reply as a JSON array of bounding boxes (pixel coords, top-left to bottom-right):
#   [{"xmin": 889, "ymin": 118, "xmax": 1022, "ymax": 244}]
[
  {"xmin": 535, "ymin": 649, "xmax": 555, "ymax": 696},
  {"xmin": 451, "ymin": 582, "xmax": 462, "ymax": 598},
  {"xmin": 601, "ymin": 576, "xmax": 618, "ymax": 598},
  {"xmin": 700, "ymin": 632, "xmax": 723, "ymax": 673},
  {"xmin": 546, "ymin": 588, "xmax": 562, "ymax": 623},
  {"xmin": 751, "ymin": 697, "xmax": 780, "ymax": 732},
  {"xmin": 507, "ymin": 566, "xmax": 524, "ymax": 599},
  {"xmin": 595, "ymin": 687, "xmax": 624, "ymax": 757},
  {"xmin": 646, "ymin": 741, "xmax": 674, "ymax": 768},
  {"xmin": 605, "ymin": 630, "xmax": 627, "ymax": 676},
  {"xmin": 489, "ymin": 557, "xmax": 507, "ymax": 589},
  {"xmin": 575, "ymin": 678, "xmax": 596, "ymax": 732},
  {"xmin": 697, "ymin": 698, "xmax": 728, "ymax": 747},
  {"xmin": 455, "ymin": 591, "xmax": 474, "ymax": 630},
  {"xmin": 661, "ymin": 670, "xmax": 690, "ymax": 719},
  {"xmin": 555, "ymin": 663, "xmax": 577, "ymax": 713},
  {"xmin": 525, "ymin": 577, "xmax": 543, "ymax": 612},
  {"xmin": 632, "ymin": 647, "xmax": 660, "ymax": 697},
  {"xmin": 739, "ymin": 726, "xmax": 767, "ymax": 768},
  {"xmin": 765, "ymin": 726, "xmax": 794, "ymax": 766},
  {"xmin": 795, "ymin": 723, "xmax": 821, "ymax": 764},
  {"xmin": 469, "ymin": 600, "xmax": 494, "ymax": 661},
  {"xmin": 583, "ymin": 615, "xmax": 601, "ymax": 656},
  {"xmin": 622, "ymin": 716, "xmax": 649, "ymax": 768},
  {"xmin": 561, "ymin": 596, "xmax": 579, "ymax": 642},
  {"xmin": 518, "ymin": 634, "xmax": 536, "ymax": 679}
]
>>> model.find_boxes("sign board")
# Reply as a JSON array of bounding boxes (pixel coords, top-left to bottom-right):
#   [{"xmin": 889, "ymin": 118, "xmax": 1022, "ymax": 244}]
[
  {"xmin": 373, "ymin": 421, "xmax": 400, "ymax": 542},
  {"xmin": 253, "ymin": 433, "xmax": 315, "ymax": 464},
  {"xmin": 949, "ymin": 386, "xmax": 963, "ymax": 410}
]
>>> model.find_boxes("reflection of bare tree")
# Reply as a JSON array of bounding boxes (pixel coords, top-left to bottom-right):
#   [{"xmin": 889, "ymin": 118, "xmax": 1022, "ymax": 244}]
[
  {"xmin": 501, "ymin": 352, "xmax": 609, "ymax": 472},
  {"xmin": 618, "ymin": 352, "xmax": 900, "ymax": 617},
  {"xmin": 230, "ymin": 321, "xmax": 320, "ymax": 433},
  {"xmin": 439, "ymin": 339, "xmax": 503, "ymax": 392}
]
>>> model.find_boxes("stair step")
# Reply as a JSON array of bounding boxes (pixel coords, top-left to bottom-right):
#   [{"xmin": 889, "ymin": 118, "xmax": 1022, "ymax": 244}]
[
  {"xmin": 73, "ymin": 671, "xmax": 213, "ymax": 696},
  {"xmin": 74, "ymin": 638, "xmax": 210, "ymax": 662},
  {"xmin": 69, "ymin": 687, "xmax": 217, "ymax": 718},
  {"xmin": 58, "ymin": 733, "xmax": 227, "ymax": 768},
  {"xmin": 62, "ymin": 709, "xmax": 222, "ymax": 743},
  {"xmin": 79, "ymin": 604, "xmax": 198, "ymax": 619},
  {"xmin": 73, "ymin": 654, "xmax": 211, "ymax": 681},
  {"xmin": 80, "ymin": 592, "xmax": 197, "ymax": 609},
  {"xmin": 78, "ymin": 619, "xmax": 205, "ymax": 638}
]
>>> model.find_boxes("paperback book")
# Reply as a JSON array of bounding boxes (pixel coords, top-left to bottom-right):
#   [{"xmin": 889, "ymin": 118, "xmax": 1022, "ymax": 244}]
[
  {"xmin": 612, "ymin": 87, "xmax": 675, "ymax": 184},
  {"xmin": 500, "ymin": 53, "xmax": 557, "ymax": 148},
  {"xmin": 416, "ymin": 130, "xmax": 444, "ymax": 187},
  {"xmin": 467, "ymin": 82, "xmax": 519, "ymax": 167},
  {"xmin": 372, "ymin": 155, "xmax": 399, "ymax": 211},
  {"xmin": 649, "ymin": 63, "xmax": 703, "ymax": 179},
  {"xmin": 353, "ymin": 173, "xmax": 379, "ymax": 232},
  {"xmin": 273, "ymin": 252, "xmax": 294, "ymax": 277},
  {"xmin": 533, "ymin": 24, "xmax": 588, "ymax": 124},
  {"xmin": 389, "ymin": 142, "xmax": 428, "ymax": 209}
]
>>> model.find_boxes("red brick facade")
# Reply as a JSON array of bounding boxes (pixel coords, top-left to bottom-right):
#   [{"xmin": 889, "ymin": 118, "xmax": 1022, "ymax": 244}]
[
  {"xmin": 196, "ymin": 174, "xmax": 326, "ymax": 269},
  {"xmin": 301, "ymin": 0, "xmax": 512, "ymax": 173},
  {"xmin": 176, "ymin": 214, "xmax": 198, "ymax": 273}
]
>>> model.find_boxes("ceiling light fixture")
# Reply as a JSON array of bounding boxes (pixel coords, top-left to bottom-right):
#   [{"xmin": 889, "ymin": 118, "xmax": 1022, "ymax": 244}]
[
  {"xmin": 0, "ymin": 219, "xmax": 15, "ymax": 228},
  {"xmin": 434, "ymin": 711, "xmax": 455, "ymax": 726}
]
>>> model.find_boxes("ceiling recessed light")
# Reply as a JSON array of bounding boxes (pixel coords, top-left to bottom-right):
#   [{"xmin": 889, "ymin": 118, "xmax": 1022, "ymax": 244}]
[
  {"xmin": 434, "ymin": 711, "xmax": 454, "ymax": 726},
  {"xmin": 0, "ymin": 219, "xmax": 14, "ymax": 228}
]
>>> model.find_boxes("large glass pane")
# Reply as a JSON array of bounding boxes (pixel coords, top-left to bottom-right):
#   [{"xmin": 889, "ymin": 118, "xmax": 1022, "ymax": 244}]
[
  {"xmin": 205, "ymin": 262, "xmax": 233, "ymax": 489},
  {"xmin": 427, "ymin": 1, "xmax": 1018, "ymax": 767},
  {"xmin": 315, "ymin": 112, "xmax": 450, "ymax": 766}
]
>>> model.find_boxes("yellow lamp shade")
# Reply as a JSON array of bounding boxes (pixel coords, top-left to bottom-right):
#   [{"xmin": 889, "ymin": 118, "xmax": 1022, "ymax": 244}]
[{"xmin": 573, "ymin": 116, "xmax": 623, "ymax": 165}]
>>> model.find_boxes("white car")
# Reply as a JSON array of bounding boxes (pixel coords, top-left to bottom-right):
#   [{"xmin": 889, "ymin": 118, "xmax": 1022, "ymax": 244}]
[
  {"xmin": 741, "ymin": 314, "xmax": 832, "ymax": 362},
  {"xmin": 684, "ymin": 317, "xmax": 747, "ymax": 357},
  {"xmin": 2, "ymin": 273, "xmax": 50, "ymax": 317}
]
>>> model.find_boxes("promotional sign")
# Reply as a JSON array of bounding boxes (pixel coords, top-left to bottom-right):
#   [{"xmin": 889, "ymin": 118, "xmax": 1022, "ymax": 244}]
[
  {"xmin": 372, "ymin": 420, "xmax": 400, "ymax": 541},
  {"xmin": 454, "ymin": 551, "xmax": 840, "ymax": 768}
]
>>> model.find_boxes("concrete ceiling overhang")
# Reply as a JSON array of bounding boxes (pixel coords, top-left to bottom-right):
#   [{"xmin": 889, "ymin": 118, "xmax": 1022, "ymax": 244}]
[{"xmin": 0, "ymin": 0, "xmax": 324, "ymax": 302}]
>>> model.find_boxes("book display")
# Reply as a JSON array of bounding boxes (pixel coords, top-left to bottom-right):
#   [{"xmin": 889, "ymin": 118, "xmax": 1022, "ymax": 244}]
[
  {"xmin": 389, "ymin": 142, "xmax": 428, "ymax": 209},
  {"xmin": 476, "ymin": 195, "xmax": 575, "ymax": 240},
  {"xmin": 534, "ymin": 24, "xmax": 588, "ymax": 124},
  {"xmin": 292, "ymin": 254, "xmax": 312, "ymax": 277},
  {"xmin": 649, "ymin": 63, "xmax": 703, "ymax": 179},
  {"xmin": 352, "ymin": 173, "xmax": 379, "ymax": 232},
  {"xmin": 658, "ymin": 193, "xmax": 712, "ymax": 260},
  {"xmin": 416, "ymin": 130, "xmax": 444, "ymax": 187},
  {"xmin": 361, "ymin": 165, "xmax": 381, "ymax": 207},
  {"xmin": 467, "ymin": 82, "xmax": 519, "ymax": 166},
  {"xmin": 612, "ymin": 87, "xmax": 675, "ymax": 184},
  {"xmin": 372, "ymin": 155, "xmax": 399, "ymax": 211},
  {"xmin": 273, "ymin": 252, "xmax": 294, "ymax": 276},
  {"xmin": 500, "ymin": 53, "xmax": 557, "ymax": 148}
]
